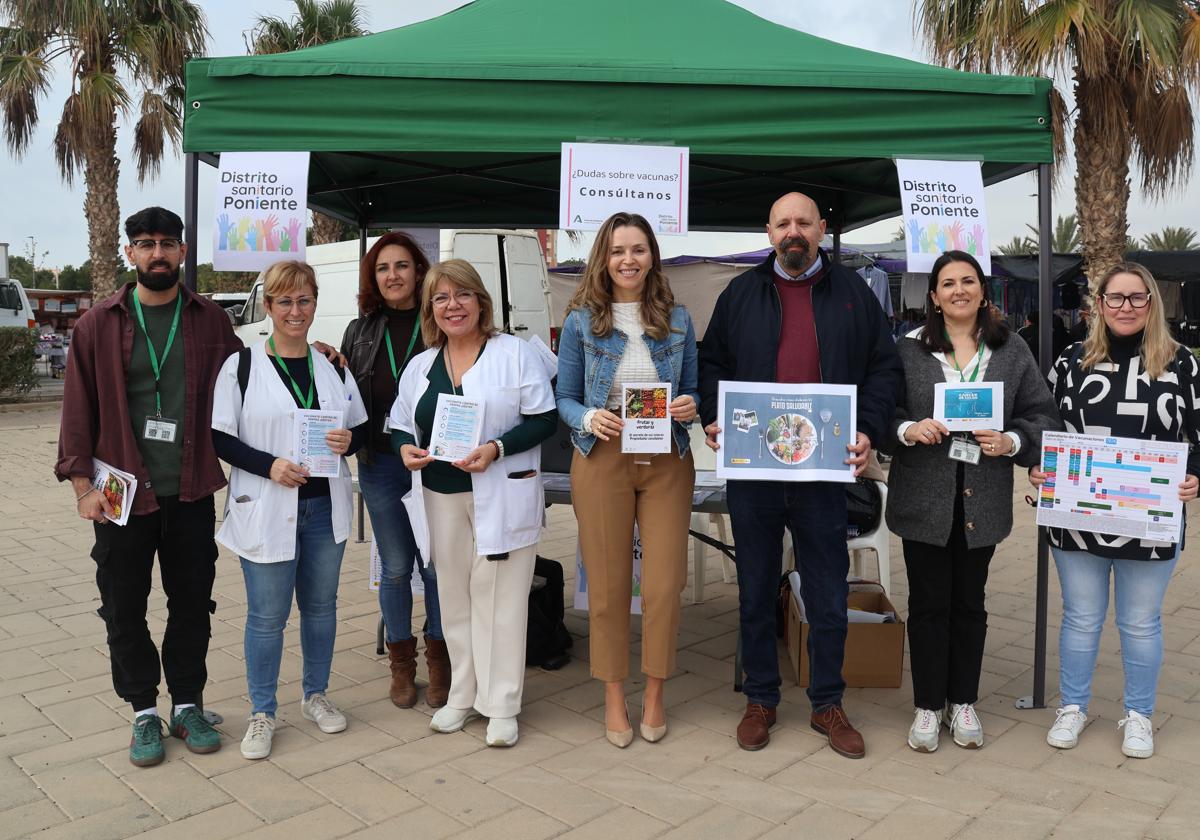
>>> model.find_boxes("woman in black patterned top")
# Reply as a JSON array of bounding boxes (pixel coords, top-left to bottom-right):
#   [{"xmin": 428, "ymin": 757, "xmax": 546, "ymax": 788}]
[{"xmin": 1031, "ymin": 263, "xmax": 1200, "ymax": 760}]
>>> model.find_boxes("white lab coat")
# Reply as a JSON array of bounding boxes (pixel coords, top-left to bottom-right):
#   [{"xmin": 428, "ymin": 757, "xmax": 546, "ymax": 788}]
[
  {"xmin": 389, "ymin": 333, "xmax": 555, "ymax": 564},
  {"xmin": 212, "ymin": 342, "xmax": 367, "ymax": 563}
]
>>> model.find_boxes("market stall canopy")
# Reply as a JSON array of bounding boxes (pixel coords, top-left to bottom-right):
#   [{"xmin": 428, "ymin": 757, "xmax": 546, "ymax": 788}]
[{"xmin": 183, "ymin": 0, "xmax": 1054, "ymax": 231}]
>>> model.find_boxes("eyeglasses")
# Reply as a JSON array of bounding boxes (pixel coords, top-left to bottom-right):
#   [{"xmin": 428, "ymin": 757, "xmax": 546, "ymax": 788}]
[
  {"xmin": 130, "ymin": 238, "xmax": 182, "ymax": 253},
  {"xmin": 1101, "ymin": 292, "xmax": 1151, "ymax": 310},
  {"xmin": 272, "ymin": 297, "xmax": 316, "ymax": 311},
  {"xmin": 431, "ymin": 290, "xmax": 477, "ymax": 308}
]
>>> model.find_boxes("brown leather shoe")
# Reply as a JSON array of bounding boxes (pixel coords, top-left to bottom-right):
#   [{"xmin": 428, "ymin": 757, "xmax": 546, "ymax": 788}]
[
  {"xmin": 386, "ymin": 638, "xmax": 418, "ymax": 708},
  {"xmin": 423, "ymin": 636, "xmax": 451, "ymax": 709},
  {"xmin": 810, "ymin": 704, "xmax": 866, "ymax": 759},
  {"xmin": 736, "ymin": 702, "xmax": 777, "ymax": 751}
]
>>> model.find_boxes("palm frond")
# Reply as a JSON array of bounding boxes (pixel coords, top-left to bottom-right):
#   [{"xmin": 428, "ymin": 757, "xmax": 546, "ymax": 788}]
[
  {"xmin": 132, "ymin": 89, "xmax": 182, "ymax": 183},
  {"xmin": 1141, "ymin": 225, "xmax": 1198, "ymax": 250},
  {"xmin": 1130, "ymin": 81, "xmax": 1195, "ymax": 196},
  {"xmin": 53, "ymin": 91, "xmax": 87, "ymax": 183},
  {"xmin": 0, "ymin": 44, "xmax": 50, "ymax": 155}
]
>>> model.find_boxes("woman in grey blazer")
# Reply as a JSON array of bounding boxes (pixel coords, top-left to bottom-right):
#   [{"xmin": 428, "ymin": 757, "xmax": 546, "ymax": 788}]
[{"xmin": 881, "ymin": 250, "xmax": 1059, "ymax": 754}]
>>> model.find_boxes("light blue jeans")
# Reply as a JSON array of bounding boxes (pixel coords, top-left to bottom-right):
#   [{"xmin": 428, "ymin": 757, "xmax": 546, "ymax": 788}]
[
  {"xmin": 241, "ymin": 496, "xmax": 345, "ymax": 717},
  {"xmin": 1052, "ymin": 546, "xmax": 1179, "ymax": 716}
]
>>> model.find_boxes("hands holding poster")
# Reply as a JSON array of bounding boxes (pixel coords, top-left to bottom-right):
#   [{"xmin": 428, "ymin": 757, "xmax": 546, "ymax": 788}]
[
  {"xmin": 896, "ymin": 159, "xmax": 991, "ymax": 275},
  {"xmin": 213, "ymin": 151, "xmax": 310, "ymax": 271},
  {"xmin": 560, "ymin": 142, "xmax": 688, "ymax": 235}
]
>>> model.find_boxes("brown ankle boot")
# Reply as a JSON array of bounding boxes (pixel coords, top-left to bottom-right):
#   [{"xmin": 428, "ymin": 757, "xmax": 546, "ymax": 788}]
[
  {"xmin": 386, "ymin": 638, "xmax": 418, "ymax": 708},
  {"xmin": 424, "ymin": 636, "xmax": 451, "ymax": 709}
]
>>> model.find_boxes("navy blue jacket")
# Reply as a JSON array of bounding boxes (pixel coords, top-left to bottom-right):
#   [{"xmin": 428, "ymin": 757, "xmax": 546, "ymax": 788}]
[{"xmin": 698, "ymin": 251, "xmax": 904, "ymax": 447}]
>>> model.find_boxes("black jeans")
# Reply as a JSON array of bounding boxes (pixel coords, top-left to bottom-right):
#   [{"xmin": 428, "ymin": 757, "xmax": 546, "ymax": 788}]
[
  {"xmin": 902, "ymin": 473, "xmax": 994, "ymax": 711},
  {"xmin": 726, "ymin": 480, "xmax": 849, "ymax": 710},
  {"xmin": 91, "ymin": 495, "xmax": 217, "ymax": 712}
]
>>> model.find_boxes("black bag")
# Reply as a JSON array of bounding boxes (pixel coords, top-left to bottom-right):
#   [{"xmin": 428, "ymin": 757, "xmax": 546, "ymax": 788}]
[
  {"xmin": 526, "ymin": 556, "xmax": 573, "ymax": 669},
  {"xmin": 845, "ymin": 478, "xmax": 882, "ymax": 538}
]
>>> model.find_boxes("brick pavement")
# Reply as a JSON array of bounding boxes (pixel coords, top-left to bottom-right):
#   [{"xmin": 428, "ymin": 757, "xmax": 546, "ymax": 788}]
[{"xmin": 2, "ymin": 402, "xmax": 1198, "ymax": 839}]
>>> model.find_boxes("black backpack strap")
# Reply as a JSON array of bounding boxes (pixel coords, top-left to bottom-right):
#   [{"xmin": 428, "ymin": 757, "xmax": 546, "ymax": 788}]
[{"xmin": 237, "ymin": 347, "xmax": 252, "ymax": 399}]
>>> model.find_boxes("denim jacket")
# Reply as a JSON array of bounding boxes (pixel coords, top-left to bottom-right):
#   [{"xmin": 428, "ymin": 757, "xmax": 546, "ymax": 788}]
[{"xmin": 555, "ymin": 304, "xmax": 698, "ymax": 458}]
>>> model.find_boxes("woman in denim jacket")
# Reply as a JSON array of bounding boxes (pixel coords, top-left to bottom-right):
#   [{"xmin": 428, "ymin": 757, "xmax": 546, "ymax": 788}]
[{"xmin": 556, "ymin": 212, "xmax": 698, "ymax": 748}]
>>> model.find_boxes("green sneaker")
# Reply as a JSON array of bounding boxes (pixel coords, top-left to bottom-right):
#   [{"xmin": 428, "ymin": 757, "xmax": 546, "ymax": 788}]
[
  {"xmin": 130, "ymin": 714, "xmax": 166, "ymax": 767},
  {"xmin": 169, "ymin": 706, "xmax": 221, "ymax": 754}
]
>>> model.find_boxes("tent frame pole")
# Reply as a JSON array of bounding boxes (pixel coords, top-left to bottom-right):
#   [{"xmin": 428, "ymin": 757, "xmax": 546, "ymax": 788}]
[{"xmin": 184, "ymin": 152, "xmax": 199, "ymax": 291}]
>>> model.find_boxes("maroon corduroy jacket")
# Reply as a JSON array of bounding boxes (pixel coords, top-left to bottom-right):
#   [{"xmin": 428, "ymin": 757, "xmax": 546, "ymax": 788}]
[{"xmin": 55, "ymin": 282, "xmax": 243, "ymax": 515}]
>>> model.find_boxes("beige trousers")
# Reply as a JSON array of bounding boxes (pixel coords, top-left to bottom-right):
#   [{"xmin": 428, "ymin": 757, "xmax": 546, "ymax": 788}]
[
  {"xmin": 571, "ymin": 437, "xmax": 695, "ymax": 681},
  {"xmin": 423, "ymin": 488, "xmax": 536, "ymax": 718}
]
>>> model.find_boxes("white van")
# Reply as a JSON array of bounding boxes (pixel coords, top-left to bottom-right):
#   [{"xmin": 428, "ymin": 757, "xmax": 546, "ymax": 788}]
[
  {"xmin": 235, "ymin": 230, "xmax": 554, "ymax": 350},
  {"xmin": 0, "ymin": 279, "xmax": 36, "ymax": 330}
]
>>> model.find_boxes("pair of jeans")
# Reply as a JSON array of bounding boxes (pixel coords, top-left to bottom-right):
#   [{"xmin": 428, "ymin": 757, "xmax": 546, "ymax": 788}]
[
  {"xmin": 725, "ymin": 479, "xmax": 849, "ymax": 709},
  {"xmin": 358, "ymin": 452, "xmax": 442, "ymax": 642},
  {"xmin": 240, "ymin": 496, "xmax": 345, "ymax": 716},
  {"xmin": 1053, "ymin": 546, "xmax": 1179, "ymax": 717},
  {"xmin": 90, "ymin": 495, "xmax": 217, "ymax": 712}
]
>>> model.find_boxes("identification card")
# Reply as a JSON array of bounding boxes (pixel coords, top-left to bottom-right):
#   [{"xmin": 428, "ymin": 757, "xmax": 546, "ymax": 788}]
[
  {"xmin": 948, "ymin": 437, "xmax": 981, "ymax": 464},
  {"xmin": 143, "ymin": 416, "xmax": 178, "ymax": 443}
]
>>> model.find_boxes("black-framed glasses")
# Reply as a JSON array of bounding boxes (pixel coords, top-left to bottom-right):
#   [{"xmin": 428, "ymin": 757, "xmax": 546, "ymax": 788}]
[
  {"xmin": 1101, "ymin": 292, "xmax": 1151, "ymax": 310},
  {"xmin": 130, "ymin": 238, "xmax": 183, "ymax": 253}
]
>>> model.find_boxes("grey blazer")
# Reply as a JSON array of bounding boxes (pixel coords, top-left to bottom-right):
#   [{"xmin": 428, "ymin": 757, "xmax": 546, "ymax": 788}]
[{"xmin": 880, "ymin": 333, "xmax": 1061, "ymax": 549}]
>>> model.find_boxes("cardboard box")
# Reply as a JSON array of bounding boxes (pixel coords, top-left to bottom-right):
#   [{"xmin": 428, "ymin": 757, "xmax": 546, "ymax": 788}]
[{"xmin": 784, "ymin": 587, "xmax": 905, "ymax": 688}]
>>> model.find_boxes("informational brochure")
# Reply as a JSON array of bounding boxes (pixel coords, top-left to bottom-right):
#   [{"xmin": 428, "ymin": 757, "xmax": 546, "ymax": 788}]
[
  {"xmin": 1037, "ymin": 431, "xmax": 1188, "ymax": 543},
  {"xmin": 429, "ymin": 393, "xmax": 484, "ymax": 463},
  {"xmin": 935, "ymin": 382, "xmax": 1004, "ymax": 432},
  {"xmin": 621, "ymin": 382, "xmax": 672, "ymax": 454},
  {"xmin": 91, "ymin": 459, "xmax": 136, "ymax": 526},
  {"xmin": 293, "ymin": 409, "xmax": 344, "ymax": 479},
  {"xmin": 574, "ymin": 526, "xmax": 643, "ymax": 615},
  {"xmin": 717, "ymin": 381, "xmax": 857, "ymax": 483}
]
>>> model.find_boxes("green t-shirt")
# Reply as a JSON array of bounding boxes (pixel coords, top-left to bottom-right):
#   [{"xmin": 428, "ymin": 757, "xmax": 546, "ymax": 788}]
[{"xmin": 126, "ymin": 288, "xmax": 186, "ymax": 497}]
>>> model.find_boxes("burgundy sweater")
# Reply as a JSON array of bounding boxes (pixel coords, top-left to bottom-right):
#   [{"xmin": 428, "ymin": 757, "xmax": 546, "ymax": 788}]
[{"xmin": 773, "ymin": 264, "xmax": 826, "ymax": 383}]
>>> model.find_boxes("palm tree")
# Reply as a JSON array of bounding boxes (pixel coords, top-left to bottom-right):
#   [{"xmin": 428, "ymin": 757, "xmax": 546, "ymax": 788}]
[
  {"xmin": 917, "ymin": 2, "xmax": 1200, "ymax": 286},
  {"xmin": 1141, "ymin": 226, "xmax": 1198, "ymax": 251},
  {"xmin": 997, "ymin": 235, "xmax": 1036, "ymax": 256},
  {"xmin": 1025, "ymin": 213, "xmax": 1081, "ymax": 253},
  {"xmin": 0, "ymin": 1, "xmax": 208, "ymax": 297},
  {"xmin": 247, "ymin": 0, "xmax": 368, "ymax": 245}
]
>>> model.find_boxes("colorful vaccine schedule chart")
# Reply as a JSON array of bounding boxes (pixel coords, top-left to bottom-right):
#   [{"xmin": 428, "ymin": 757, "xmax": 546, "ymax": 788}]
[{"xmin": 1037, "ymin": 431, "xmax": 1188, "ymax": 543}]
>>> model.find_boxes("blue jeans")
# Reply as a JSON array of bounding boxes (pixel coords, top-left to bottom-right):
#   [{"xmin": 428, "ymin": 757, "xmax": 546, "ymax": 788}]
[
  {"xmin": 241, "ymin": 496, "xmax": 345, "ymax": 716},
  {"xmin": 726, "ymin": 480, "xmax": 849, "ymax": 709},
  {"xmin": 358, "ymin": 452, "xmax": 442, "ymax": 642},
  {"xmin": 1053, "ymin": 546, "xmax": 1179, "ymax": 717}
]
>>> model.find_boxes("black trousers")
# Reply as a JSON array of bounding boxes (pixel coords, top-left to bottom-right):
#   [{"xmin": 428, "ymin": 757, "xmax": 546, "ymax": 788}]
[
  {"xmin": 91, "ymin": 495, "xmax": 217, "ymax": 712},
  {"xmin": 901, "ymin": 468, "xmax": 994, "ymax": 711}
]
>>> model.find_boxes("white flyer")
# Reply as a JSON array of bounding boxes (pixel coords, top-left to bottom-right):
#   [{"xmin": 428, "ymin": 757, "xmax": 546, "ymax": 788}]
[
  {"xmin": 621, "ymin": 382, "xmax": 672, "ymax": 454},
  {"xmin": 934, "ymin": 381, "xmax": 1004, "ymax": 432},
  {"xmin": 1037, "ymin": 431, "xmax": 1188, "ymax": 543},
  {"xmin": 91, "ymin": 459, "xmax": 137, "ymax": 526},
  {"xmin": 429, "ymin": 393, "xmax": 484, "ymax": 462},
  {"xmin": 293, "ymin": 409, "xmax": 343, "ymax": 479}
]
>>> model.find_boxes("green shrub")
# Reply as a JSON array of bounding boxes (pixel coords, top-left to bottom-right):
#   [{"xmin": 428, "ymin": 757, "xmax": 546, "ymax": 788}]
[{"xmin": 0, "ymin": 327, "xmax": 40, "ymax": 398}]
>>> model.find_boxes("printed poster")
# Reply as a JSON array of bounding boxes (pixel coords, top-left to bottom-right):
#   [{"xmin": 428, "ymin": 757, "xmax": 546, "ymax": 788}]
[
  {"xmin": 560, "ymin": 142, "xmax": 688, "ymax": 235},
  {"xmin": 213, "ymin": 151, "xmax": 310, "ymax": 271},
  {"xmin": 368, "ymin": 537, "xmax": 425, "ymax": 596},
  {"xmin": 716, "ymin": 381, "xmax": 857, "ymax": 483},
  {"xmin": 574, "ymin": 526, "xmax": 643, "ymax": 615},
  {"xmin": 896, "ymin": 158, "xmax": 991, "ymax": 275},
  {"xmin": 621, "ymin": 383, "xmax": 671, "ymax": 454}
]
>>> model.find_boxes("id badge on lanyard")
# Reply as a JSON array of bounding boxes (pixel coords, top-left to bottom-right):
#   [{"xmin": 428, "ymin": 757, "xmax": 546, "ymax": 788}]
[{"xmin": 948, "ymin": 435, "xmax": 981, "ymax": 464}]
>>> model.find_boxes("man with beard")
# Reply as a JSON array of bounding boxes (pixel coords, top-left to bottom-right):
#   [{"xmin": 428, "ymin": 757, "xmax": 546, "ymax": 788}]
[
  {"xmin": 699, "ymin": 192, "xmax": 903, "ymax": 757},
  {"xmin": 56, "ymin": 207, "xmax": 240, "ymax": 767}
]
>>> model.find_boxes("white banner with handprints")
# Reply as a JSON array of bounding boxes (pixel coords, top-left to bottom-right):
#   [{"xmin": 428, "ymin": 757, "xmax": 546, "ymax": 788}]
[
  {"xmin": 560, "ymin": 142, "xmax": 688, "ymax": 235},
  {"xmin": 896, "ymin": 159, "xmax": 991, "ymax": 276},
  {"xmin": 213, "ymin": 151, "xmax": 310, "ymax": 271}
]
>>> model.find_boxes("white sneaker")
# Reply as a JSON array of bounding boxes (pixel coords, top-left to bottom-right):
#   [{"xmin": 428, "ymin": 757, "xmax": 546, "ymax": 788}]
[
  {"xmin": 301, "ymin": 693, "xmax": 347, "ymax": 734},
  {"xmin": 1118, "ymin": 710, "xmax": 1154, "ymax": 758},
  {"xmin": 1047, "ymin": 704, "xmax": 1088, "ymax": 749},
  {"xmin": 240, "ymin": 713, "xmax": 275, "ymax": 759},
  {"xmin": 907, "ymin": 708, "xmax": 941, "ymax": 752},
  {"xmin": 947, "ymin": 702, "xmax": 984, "ymax": 749},
  {"xmin": 486, "ymin": 716, "xmax": 519, "ymax": 748},
  {"xmin": 429, "ymin": 706, "xmax": 480, "ymax": 733}
]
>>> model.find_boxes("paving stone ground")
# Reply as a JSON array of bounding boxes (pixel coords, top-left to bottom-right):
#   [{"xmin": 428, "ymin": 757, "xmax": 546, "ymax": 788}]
[{"xmin": 2, "ymin": 401, "xmax": 1198, "ymax": 839}]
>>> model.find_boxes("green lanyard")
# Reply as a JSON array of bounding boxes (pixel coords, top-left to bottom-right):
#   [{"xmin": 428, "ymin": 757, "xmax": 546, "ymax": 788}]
[
  {"xmin": 130, "ymin": 291, "xmax": 182, "ymax": 417},
  {"xmin": 384, "ymin": 320, "xmax": 421, "ymax": 382},
  {"xmin": 947, "ymin": 341, "xmax": 985, "ymax": 382},
  {"xmin": 268, "ymin": 336, "xmax": 315, "ymax": 409}
]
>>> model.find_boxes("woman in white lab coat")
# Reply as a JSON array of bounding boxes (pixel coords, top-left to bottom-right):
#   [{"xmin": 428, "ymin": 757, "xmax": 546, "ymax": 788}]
[{"xmin": 390, "ymin": 258, "xmax": 557, "ymax": 748}]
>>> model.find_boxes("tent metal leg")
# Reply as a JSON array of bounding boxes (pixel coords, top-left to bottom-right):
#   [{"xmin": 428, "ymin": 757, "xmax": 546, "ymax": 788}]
[{"xmin": 184, "ymin": 152, "xmax": 199, "ymax": 291}]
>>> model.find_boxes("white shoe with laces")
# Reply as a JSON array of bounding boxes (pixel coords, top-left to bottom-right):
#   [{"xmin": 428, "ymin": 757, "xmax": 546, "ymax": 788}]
[
  {"xmin": 1047, "ymin": 704, "xmax": 1087, "ymax": 749},
  {"xmin": 485, "ymin": 716, "xmax": 519, "ymax": 748},
  {"xmin": 240, "ymin": 713, "xmax": 275, "ymax": 759},
  {"xmin": 429, "ymin": 706, "xmax": 480, "ymax": 733},
  {"xmin": 301, "ymin": 692, "xmax": 347, "ymax": 734},
  {"xmin": 946, "ymin": 702, "xmax": 984, "ymax": 748},
  {"xmin": 907, "ymin": 708, "xmax": 941, "ymax": 753},
  {"xmin": 1118, "ymin": 710, "xmax": 1154, "ymax": 758}
]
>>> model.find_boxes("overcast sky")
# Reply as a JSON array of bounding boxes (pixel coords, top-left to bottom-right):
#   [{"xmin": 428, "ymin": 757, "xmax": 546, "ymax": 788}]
[{"xmin": 2, "ymin": 0, "xmax": 1197, "ymax": 270}]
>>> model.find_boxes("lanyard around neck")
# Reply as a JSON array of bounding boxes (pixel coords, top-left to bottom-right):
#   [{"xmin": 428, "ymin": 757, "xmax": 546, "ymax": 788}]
[
  {"xmin": 384, "ymin": 319, "xmax": 421, "ymax": 382},
  {"xmin": 944, "ymin": 331, "xmax": 984, "ymax": 382},
  {"xmin": 131, "ymin": 291, "xmax": 182, "ymax": 417},
  {"xmin": 268, "ymin": 336, "xmax": 315, "ymax": 409}
]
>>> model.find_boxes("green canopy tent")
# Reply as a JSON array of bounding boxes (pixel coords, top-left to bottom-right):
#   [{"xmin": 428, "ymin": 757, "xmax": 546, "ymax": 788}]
[{"xmin": 182, "ymin": 0, "xmax": 1059, "ymax": 707}]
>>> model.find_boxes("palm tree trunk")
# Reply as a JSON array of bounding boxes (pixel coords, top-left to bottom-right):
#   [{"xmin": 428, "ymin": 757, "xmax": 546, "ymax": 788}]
[
  {"xmin": 311, "ymin": 211, "xmax": 345, "ymax": 245},
  {"xmin": 84, "ymin": 115, "xmax": 122, "ymax": 299},
  {"xmin": 1073, "ymin": 71, "xmax": 1130, "ymax": 290}
]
